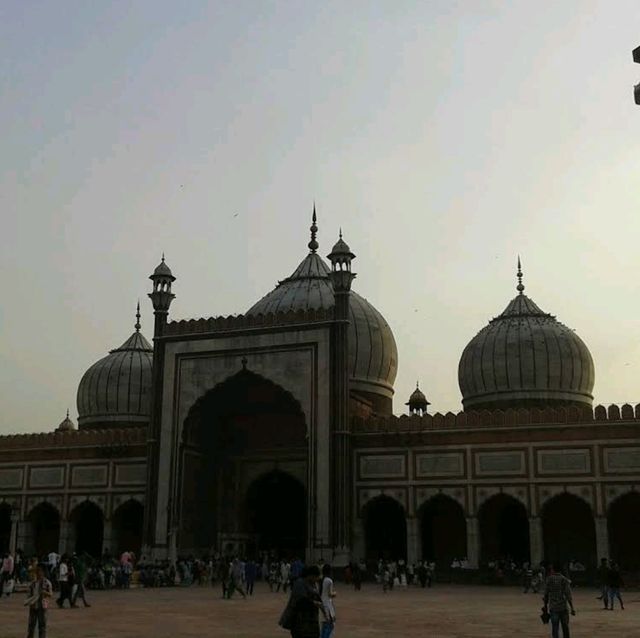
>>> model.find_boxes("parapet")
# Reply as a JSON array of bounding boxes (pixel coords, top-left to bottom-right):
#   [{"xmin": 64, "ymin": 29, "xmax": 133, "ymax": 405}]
[
  {"xmin": 0, "ymin": 426, "xmax": 147, "ymax": 450},
  {"xmin": 353, "ymin": 403, "xmax": 640, "ymax": 434},
  {"xmin": 164, "ymin": 307, "xmax": 334, "ymax": 336}
]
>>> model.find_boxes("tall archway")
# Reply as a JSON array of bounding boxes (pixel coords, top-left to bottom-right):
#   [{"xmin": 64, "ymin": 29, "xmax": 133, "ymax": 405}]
[
  {"xmin": 479, "ymin": 494, "xmax": 529, "ymax": 565},
  {"xmin": 179, "ymin": 369, "xmax": 307, "ymax": 554},
  {"xmin": 112, "ymin": 500, "xmax": 143, "ymax": 556},
  {"xmin": 608, "ymin": 492, "xmax": 640, "ymax": 570},
  {"xmin": 29, "ymin": 503, "xmax": 60, "ymax": 557},
  {"xmin": 0, "ymin": 504, "xmax": 11, "ymax": 554},
  {"xmin": 69, "ymin": 501, "xmax": 104, "ymax": 557},
  {"xmin": 542, "ymin": 494, "xmax": 596, "ymax": 568},
  {"xmin": 363, "ymin": 496, "xmax": 407, "ymax": 560},
  {"xmin": 420, "ymin": 495, "xmax": 466, "ymax": 567},
  {"xmin": 244, "ymin": 471, "xmax": 306, "ymax": 558}
]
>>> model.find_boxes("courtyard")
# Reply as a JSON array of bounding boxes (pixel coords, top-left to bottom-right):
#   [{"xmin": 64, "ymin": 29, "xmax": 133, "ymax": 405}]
[{"xmin": 1, "ymin": 583, "xmax": 638, "ymax": 638}]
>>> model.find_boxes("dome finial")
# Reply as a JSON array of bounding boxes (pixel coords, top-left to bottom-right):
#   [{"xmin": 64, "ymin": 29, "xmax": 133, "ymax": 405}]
[
  {"xmin": 135, "ymin": 301, "xmax": 141, "ymax": 332},
  {"xmin": 516, "ymin": 255, "xmax": 525, "ymax": 294},
  {"xmin": 308, "ymin": 203, "xmax": 319, "ymax": 252},
  {"xmin": 66, "ymin": 408, "xmax": 69, "ymax": 419}
]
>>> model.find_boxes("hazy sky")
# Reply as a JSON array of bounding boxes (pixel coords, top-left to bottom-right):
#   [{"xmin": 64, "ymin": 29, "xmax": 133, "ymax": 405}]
[{"xmin": 2, "ymin": 1, "xmax": 640, "ymax": 434}]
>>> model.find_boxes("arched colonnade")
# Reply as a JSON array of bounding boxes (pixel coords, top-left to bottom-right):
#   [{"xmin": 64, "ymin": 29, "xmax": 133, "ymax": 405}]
[
  {"xmin": 358, "ymin": 489, "xmax": 640, "ymax": 571},
  {"xmin": 6, "ymin": 498, "xmax": 144, "ymax": 558}
]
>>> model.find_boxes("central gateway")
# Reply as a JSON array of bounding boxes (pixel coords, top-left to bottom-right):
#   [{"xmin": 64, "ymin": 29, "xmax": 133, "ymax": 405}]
[{"xmin": 142, "ymin": 213, "xmax": 398, "ymax": 563}]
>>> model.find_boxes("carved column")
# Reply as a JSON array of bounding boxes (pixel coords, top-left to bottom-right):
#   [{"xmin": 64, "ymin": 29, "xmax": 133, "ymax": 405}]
[
  {"xmin": 17, "ymin": 519, "xmax": 33, "ymax": 555},
  {"xmin": 9, "ymin": 511, "xmax": 19, "ymax": 554},
  {"xmin": 352, "ymin": 516, "xmax": 365, "ymax": 562},
  {"xmin": 595, "ymin": 516, "xmax": 609, "ymax": 562},
  {"xmin": 529, "ymin": 517, "xmax": 543, "ymax": 566},
  {"xmin": 102, "ymin": 519, "xmax": 113, "ymax": 555},
  {"xmin": 58, "ymin": 520, "xmax": 71, "ymax": 555},
  {"xmin": 466, "ymin": 517, "xmax": 479, "ymax": 569},
  {"xmin": 406, "ymin": 516, "xmax": 420, "ymax": 564}
]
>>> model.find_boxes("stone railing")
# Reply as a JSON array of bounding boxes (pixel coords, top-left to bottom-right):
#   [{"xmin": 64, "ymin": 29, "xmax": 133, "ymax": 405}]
[
  {"xmin": 0, "ymin": 426, "xmax": 147, "ymax": 449},
  {"xmin": 164, "ymin": 307, "xmax": 335, "ymax": 337},
  {"xmin": 353, "ymin": 403, "xmax": 640, "ymax": 434}
]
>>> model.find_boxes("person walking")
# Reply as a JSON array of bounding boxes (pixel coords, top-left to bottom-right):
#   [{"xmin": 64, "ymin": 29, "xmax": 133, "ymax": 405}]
[
  {"xmin": 607, "ymin": 562, "xmax": 624, "ymax": 610},
  {"xmin": 320, "ymin": 564, "xmax": 336, "ymax": 638},
  {"xmin": 26, "ymin": 564, "xmax": 52, "ymax": 638},
  {"xmin": 596, "ymin": 558, "xmax": 609, "ymax": 609},
  {"xmin": 71, "ymin": 554, "xmax": 91, "ymax": 607},
  {"xmin": 56, "ymin": 557, "xmax": 75, "ymax": 608},
  {"xmin": 542, "ymin": 562, "xmax": 576, "ymax": 638},
  {"xmin": 279, "ymin": 565, "xmax": 324, "ymax": 638}
]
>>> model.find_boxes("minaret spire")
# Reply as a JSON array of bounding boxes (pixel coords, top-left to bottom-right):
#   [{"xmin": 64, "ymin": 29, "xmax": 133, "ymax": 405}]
[
  {"xmin": 135, "ymin": 300, "xmax": 141, "ymax": 332},
  {"xmin": 516, "ymin": 255, "xmax": 525, "ymax": 294},
  {"xmin": 308, "ymin": 203, "xmax": 319, "ymax": 252}
]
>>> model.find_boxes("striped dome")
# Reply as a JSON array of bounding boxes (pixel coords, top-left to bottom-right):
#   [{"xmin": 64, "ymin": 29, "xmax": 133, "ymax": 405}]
[
  {"xmin": 458, "ymin": 282, "xmax": 595, "ymax": 411},
  {"xmin": 76, "ymin": 319, "xmax": 153, "ymax": 429},
  {"xmin": 246, "ymin": 251, "xmax": 398, "ymax": 406}
]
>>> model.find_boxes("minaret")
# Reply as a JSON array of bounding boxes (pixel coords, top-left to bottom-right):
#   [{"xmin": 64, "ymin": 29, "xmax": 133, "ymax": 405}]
[
  {"xmin": 327, "ymin": 228, "xmax": 356, "ymax": 560},
  {"xmin": 143, "ymin": 255, "xmax": 176, "ymax": 556}
]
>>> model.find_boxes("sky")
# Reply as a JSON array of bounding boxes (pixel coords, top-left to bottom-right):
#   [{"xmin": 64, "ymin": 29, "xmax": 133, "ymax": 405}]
[{"xmin": 1, "ymin": 1, "xmax": 640, "ymax": 434}]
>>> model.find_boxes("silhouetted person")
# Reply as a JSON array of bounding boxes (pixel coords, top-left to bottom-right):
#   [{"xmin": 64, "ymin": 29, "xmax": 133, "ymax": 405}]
[
  {"xmin": 542, "ymin": 562, "xmax": 575, "ymax": 638},
  {"xmin": 607, "ymin": 562, "xmax": 624, "ymax": 610}
]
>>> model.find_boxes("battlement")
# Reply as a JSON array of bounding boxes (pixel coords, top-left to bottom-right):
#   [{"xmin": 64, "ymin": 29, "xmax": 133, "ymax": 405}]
[
  {"xmin": 353, "ymin": 403, "xmax": 640, "ymax": 433},
  {"xmin": 0, "ymin": 426, "xmax": 147, "ymax": 449},
  {"xmin": 164, "ymin": 307, "xmax": 335, "ymax": 337}
]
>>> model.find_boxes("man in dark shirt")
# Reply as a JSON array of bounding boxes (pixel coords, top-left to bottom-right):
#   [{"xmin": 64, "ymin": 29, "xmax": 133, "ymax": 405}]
[
  {"xmin": 542, "ymin": 562, "xmax": 575, "ymax": 638},
  {"xmin": 607, "ymin": 562, "xmax": 624, "ymax": 610}
]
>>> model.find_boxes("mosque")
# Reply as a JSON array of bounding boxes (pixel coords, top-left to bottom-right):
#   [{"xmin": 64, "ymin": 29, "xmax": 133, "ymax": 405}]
[{"xmin": 1, "ymin": 210, "xmax": 639, "ymax": 572}]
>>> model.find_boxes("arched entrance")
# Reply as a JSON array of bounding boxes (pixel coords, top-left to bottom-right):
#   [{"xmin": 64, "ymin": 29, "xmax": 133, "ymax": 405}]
[
  {"xmin": 479, "ymin": 494, "xmax": 529, "ymax": 565},
  {"xmin": 608, "ymin": 492, "xmax": 640, "ymax": 570},
  {"xmin": 112, "ymin": 500, "xmax": 143, "ymax": 556},
  {"xmin": 420, "ymin": 495, "xmax": 466, "ymax": 567},
  {"xmin": 0, "ymin": 504, "xmax": 11, "ymax": 553},
  {"xmin": 180, "ymin": 369, "xmax": 307, "ymax": 555},
  {"xmin": 245, "ymin": 471, "xmax": 306, "ymax": 558},
  {"xmin": 29, "ymin": 503, "xmax": 60, "ymax": 557},
  {"xmin": 363, "ymin": 496, "xmax": 406, "ymax": 560},
  {"xmin": 69, "ymin": 501, "xmax": 104, "ymax": 557},
  {"xmin": 542, "ymin": 493, "xmax": 596, "ymax": 568}
]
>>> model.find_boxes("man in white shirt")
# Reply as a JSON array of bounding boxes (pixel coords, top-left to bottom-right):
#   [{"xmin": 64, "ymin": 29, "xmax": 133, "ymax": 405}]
[
  {"xmin": 56, "ymin": 557, "xmax": 74, "ymax": 608},
  {"xmin": 320, "ymin": 563, "xmax": 336, "ymax": 638}
]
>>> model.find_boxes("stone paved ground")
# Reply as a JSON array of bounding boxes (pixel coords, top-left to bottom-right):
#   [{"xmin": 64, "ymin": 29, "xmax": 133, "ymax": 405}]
[{"xmin": 2, "ymin": 583, "xmax": 639, "ymax": 638}]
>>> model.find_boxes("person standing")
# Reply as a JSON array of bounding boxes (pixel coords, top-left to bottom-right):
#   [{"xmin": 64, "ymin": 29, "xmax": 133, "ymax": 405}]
[
  {"xmin": 26, "ymin": 564, "xmax": 52, "ymax": 638},
  {"xmin": 1, "ymin": 552, "xmax": 14, "ymax": 595},
  {"xmin": 607, "ymin": 562, "xmax": 624, "ymax": 610},
  {"xmin": 542, "ymin": 562, "xmax": 576, "ymax": 638},
  {"xmin": 245, "ymin": 559, "xmax": 257, "ymax": 596},
  {"xmin": 320, "ymin": 564, "xmax": 336, "ymax": 638}
]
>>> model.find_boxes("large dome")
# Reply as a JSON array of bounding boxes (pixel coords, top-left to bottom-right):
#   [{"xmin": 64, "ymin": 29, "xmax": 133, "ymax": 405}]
[
  {"xmin": 76, "ymin": 308, "xmax": 154, "ymax": 429},
  {"xmin": 458, "ymin": 266, "xmax": 595, "ymax": 411},
  {"xmin": 246, "ymin": 233, "xmax": 398, "ymax": 412}
]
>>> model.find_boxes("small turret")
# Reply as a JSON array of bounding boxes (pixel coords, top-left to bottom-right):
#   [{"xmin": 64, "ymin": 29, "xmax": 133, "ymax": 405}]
[{"xmin": 406, "ymin": 382, "xmax": 430, "ymax": 416}]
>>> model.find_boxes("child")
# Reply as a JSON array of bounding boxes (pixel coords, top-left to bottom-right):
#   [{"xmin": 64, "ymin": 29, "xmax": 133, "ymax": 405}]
[{"xmin": 25, "ymin": 565, "xmax": 52, "ymax": 638}]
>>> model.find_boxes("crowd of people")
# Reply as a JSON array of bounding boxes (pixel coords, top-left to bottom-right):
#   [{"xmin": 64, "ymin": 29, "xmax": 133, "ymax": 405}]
[{"xmin": 0, "ymin": 547, "xmax": 631, "ymax": 638}]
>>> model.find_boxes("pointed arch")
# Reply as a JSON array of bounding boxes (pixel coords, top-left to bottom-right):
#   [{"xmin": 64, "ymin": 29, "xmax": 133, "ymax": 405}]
[
  {"xmin": 419, "ymin": 494, "xmax": 466, "ymax": 567},
  {"xmin": 362, "ymin": 495, "xmax": 407, "ymax": 560},
  {"xmin": 542, "ymin": 493, "xmax": 596, "ymax": 568},
  {"xmin": 478, "ymin": 493, "xmax": 529, "ymax": 564},
  {"xmin": 68, "ymin": 500, "xmax": 104, "ymax": 557}
]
